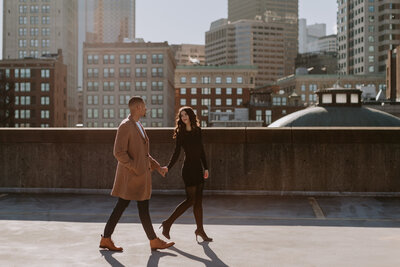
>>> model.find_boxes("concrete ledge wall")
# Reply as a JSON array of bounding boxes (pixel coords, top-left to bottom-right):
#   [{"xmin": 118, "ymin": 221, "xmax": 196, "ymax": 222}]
[{"xmin": 1, "ymin": 128, "xmax": 400, "ymax": 193}]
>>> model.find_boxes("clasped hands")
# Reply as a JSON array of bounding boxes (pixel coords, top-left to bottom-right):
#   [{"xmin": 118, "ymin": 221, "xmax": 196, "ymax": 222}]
[
  {"xmin": 158, "ymin": 167, "xmax": 209, "ymax": 179},
  {"xmin": 158, "ymin": 166, "xmax": 168, "ymax": 177}
]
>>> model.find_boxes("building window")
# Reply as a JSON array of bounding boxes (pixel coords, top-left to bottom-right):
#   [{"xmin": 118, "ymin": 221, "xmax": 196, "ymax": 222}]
[
  {"xmin": 151, "ymin": 81, "xmax": 163, "ymax": 91},
  {"xmin": 237, "ymin": 98, "xmax": 243, "ymax": 105},
  {"xmin": 30, "ymin": 28, "xmax": 39, "ymax": 36},
  {"xmin": 135, "ymin": 68, "xmax": 147, "ymax": 78},
  {"xmin": 19, "ymin": 5, "xmax": 27, "ymax": 14},
  {"xmin": 216, "ymin": 88, "xmax": 221, "ymax": 95},
  {"xmin": 151, "ymin": 67, "xmax": 163, "ymax": 77},
  {"xmin": 301, "ymin": 84, "xmax": 306, "ymax": 91},
  {"xmin": 237, "ymin": 76, "xmax": 243, "ymax": 84},
  {"xmin": 180, "ymin": 76, "xmax": 187, "ymax": 84},
  {"xmin": 119, "ymin": 108, "xmax": 130, "ymax": 119},
  {"xmin": 202, "ymin": 88, "xmax": 211, "ymax": 95},
  {"xmin": 237, "ymin": 88, "xmax": 243, "ymax": 95},
  {"xmin": 369, "ymin": 66, "xmax": 374, "ymax": 73},
  {"xmin": 191, "ymin": 99, "xmax": 197, "ymax": 105},
  {"xmin": 87, "ymin": 95, "xmax": 99, "ymax": 105},
  {"xmin": 201, "ymin": 76, "xmax": 210, "ymax": 84},
  {"xmin": 273, "ymin": 97, "xmax": 281, "ymax": 106},
  {"xmin": 151, "ymin": 95, "xmax": 163, "ymax": 105},
  {"xmin": 226, "ymin": 88, "xmax": 232, "ymax": 95},
  {"xmin": 40, "ymin": 96, "xmax": 50, "ymax": 105},
  {"xmin": 135, "ymin": 54, "xmax": 147, "ymax": 64},
  {"xmin": 256, "ymin": 110, "xmax": 262, "ymax": 121},
  {"xmin": 103, "ymin": 54, "xmax": 115, "ymax": 64},
  {"xmin": 30, "ymin": 5, "xmax": 39, "ymax": 13},
  {"xmin": 191, "ymin": 88, "xmax": 197, "ymax": 95},
  {"xmin": 41, "ymin": 28, "xmax": 50, "ymax": 36},
  {"xmin": 119, "ymin": 95, "xmax": 130, "ymax": 105},
  {"xmin": 151, "ymin": 108, "xmax": 163, "ymax": 118},
  {"xmin": 215, "ymin": 77, "xmax": 222, "ymax": 84},
  {"xmin": 41, "ymin": 39, "xmax": 50, "ymax": 48},
  {"xmin": 103, "ymin": 95, "xmax": 115, "ymax": 105},
  {"xmin": 215, "ymin": 99, "xmax": 221, "ymax": 106},
  {"xmin": 368, "ymin": 56, "xmax": 374, "ymax": 62},
  {"xmin": 191, "ymin": 77, "xmax": 197, "ymax": 84},
  {"xmin": 41, "ymin": 110, "xmax": 50, "ymax": 119},
  {"xmin": 135, "ymin": 81, "xmax": 147, "ymax": 91},
  {"xmin": 30, "ymin": 16, "xmax": 39, "ymax": 25},
  {"xmin": 201, "ymin": 99, "xmax": 211, "ymax": 106},
  {"xmin": 180, "ymin": 99, "xmax": 186, "ymax": 105},
  {"xmin": 19, "ymin": 16, "xmax": 27, "ymax": 25},
  {"xmin": 152, "ymin": 54, "xmax": 163, "ymax": 64},
  {"xmin": 265, "ymin": 110, "xmax": 272, "ymax": 124},
  {"xmin": 119, "ymin": 54, "xmax": 131, "ymax": 64},
  {"xmin": 119, "ymin": 81, "xmax": 131, "ymax": 91},
  {"xmin": 42, "ymin": 5, "xmax": 50, "ymax": 13},
  {"xmin": 180, "ymin": 88, "xmax": 186, "ymax": 95},
  {"xmin": 226, "ymin": 99, "xmax": 232, "ymax": 106},
  {"xmin": 119, "ymin": 67, "xmax": 131, "ymax": 78},
  {"xmin": 19, "ymin": 28, "xmax": 27, "ymax": 36},
  {"xmin": 103, "ymin": 68, "xmax": 115, "ymax": 78},
  {"xmin": 19, "ymin": 39, "xmax": 27, "ymax": 48},
  {"xmin": 226, "ymin": 77, "xmax": 232, "ymax": 84}
]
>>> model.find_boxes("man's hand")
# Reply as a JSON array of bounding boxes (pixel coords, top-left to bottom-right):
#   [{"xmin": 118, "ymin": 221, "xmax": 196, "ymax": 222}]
[{"xmin": 159, "ymin": 166, "xmax": 168, "ymax": 177}]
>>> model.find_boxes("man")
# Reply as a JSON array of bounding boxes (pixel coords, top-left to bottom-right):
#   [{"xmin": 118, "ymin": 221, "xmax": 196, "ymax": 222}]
[{"xmin": 100, "ymin": 96, "xmax": 174, "ymax": 251}]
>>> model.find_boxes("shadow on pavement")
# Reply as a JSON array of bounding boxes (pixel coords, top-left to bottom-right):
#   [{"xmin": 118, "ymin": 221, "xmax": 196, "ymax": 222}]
[
  {"xmin": 99, "ymin": 250, "xmax": 125, "ymax": 267},
  {"xmin": 146, "ymin": 250, "xmax": 177, "ymax": 267},
  {"xmin": 168, "ymin": 242, "xmax": 229, "ymax": 267}
]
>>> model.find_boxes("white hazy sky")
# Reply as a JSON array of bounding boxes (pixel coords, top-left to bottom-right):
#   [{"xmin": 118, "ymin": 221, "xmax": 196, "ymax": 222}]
[{"xmin": 0, "ymin": 0, "xmax": 337, "ymax": 59}]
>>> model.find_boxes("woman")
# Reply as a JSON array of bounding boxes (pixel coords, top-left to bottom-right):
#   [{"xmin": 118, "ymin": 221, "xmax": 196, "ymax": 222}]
[{"xmin": 160, "ymin": 106, "xmax": 212, "ymax": 242}]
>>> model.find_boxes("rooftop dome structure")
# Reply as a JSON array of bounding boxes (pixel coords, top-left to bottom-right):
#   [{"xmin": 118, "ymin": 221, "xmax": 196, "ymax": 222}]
[{"xmin": 269, "ymin": 88, "xmax": 400, "ymax": 127}]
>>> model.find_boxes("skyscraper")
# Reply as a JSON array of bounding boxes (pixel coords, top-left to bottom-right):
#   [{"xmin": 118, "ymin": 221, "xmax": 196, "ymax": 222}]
[
  {"xmin": 337, "ymin": 0, "xmax": 400, "ymax": 75},
  {"xmin": 228, "ymin": 0, "xmax": 298, "ymax": 76},
  {"xmin": 2, "ymin": 0, "xmax": 79, "ymax": 126},
  {"xmin": 205, "ymin": 19, "xmax": 285, "ymax": 87},
  {"xmin": 299, "ymin": 19, "xmax": 327, "ymax": 53},
  {"xmin": 85, "ymin": 0, "xmax": 135, "ymax": 43}
]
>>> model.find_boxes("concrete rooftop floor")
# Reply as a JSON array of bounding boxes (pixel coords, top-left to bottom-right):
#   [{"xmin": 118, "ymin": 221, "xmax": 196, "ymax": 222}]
[{"xmin": 1, "ymin": 193, "xmax": 400, "ymax": 267}]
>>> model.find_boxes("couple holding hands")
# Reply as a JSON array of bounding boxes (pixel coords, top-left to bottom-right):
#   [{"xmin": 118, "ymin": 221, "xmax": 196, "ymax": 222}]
[{"xmin": 99, "ymin": 96, "xmax": 212, "ymax": 252}]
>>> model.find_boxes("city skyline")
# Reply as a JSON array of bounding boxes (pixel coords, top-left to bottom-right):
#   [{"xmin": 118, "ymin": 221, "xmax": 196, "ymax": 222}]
[{"xmin": 0, "ymin": 0, "xmax": 337, "ymax": 59}]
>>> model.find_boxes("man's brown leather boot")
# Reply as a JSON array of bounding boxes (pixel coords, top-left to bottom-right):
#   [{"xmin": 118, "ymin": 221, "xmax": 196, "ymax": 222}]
[
  {"xmin": 150, "ymin": 237, "xmax": 175, "ymax": 251},
  {"xmin": 99, "ymin": 235, "xmax": 123, "ymax": 251}
]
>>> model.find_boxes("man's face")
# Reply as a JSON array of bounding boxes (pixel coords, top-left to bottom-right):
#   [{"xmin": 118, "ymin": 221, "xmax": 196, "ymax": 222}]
[{"xmin": 138, "ymin": 102, "xmax": 147, "ymax": 117}]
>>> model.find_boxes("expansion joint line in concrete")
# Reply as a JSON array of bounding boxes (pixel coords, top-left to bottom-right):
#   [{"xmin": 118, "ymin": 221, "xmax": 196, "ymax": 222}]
[{"xmin": 308, "ymin": 197, "xmax": 326, "ymax": 219}]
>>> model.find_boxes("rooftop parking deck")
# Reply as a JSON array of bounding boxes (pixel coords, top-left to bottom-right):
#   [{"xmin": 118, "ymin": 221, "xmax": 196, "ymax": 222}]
[{"xmin": 1, "ymin": 193, "xmax": 400, "ymax": 266}]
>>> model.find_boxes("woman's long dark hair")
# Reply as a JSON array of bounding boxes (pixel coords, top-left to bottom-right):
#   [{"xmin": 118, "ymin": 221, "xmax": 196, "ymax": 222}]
[{"xmin": 173, "ymin": 106, "xmax": 200, "ymax": 139}]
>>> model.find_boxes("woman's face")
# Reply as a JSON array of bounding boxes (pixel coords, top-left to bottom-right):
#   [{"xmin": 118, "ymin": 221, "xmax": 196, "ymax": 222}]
[{"xmin": 180, "ymin": 110, "xmax": 190, "ymax": 125}]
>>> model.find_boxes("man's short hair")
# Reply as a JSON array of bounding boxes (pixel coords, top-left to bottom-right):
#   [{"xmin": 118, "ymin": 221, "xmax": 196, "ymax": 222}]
[{"xmin": 128, "ymin": 96, "xmax": 144, "ymax": 107}]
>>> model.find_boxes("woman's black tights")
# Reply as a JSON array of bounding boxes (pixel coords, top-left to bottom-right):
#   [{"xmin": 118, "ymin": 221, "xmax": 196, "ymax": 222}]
[
  {"xmin": 165, "ymin": 183, "xmax": 205, "ymax": 231},
  {"xmin": 103, "ymin": 198, "xmax": 156, "ymax": 240}
]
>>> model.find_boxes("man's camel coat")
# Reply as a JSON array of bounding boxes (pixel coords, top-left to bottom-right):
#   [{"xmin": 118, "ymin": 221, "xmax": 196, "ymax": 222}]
[{"xmin": 111, "ymin": 115, "xmax": 161, "ymax": 201}]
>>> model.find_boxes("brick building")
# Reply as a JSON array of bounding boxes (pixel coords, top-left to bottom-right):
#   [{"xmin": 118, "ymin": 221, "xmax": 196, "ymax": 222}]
[
  {"xmin": 249, "ymin": 85, "xmax": 304, "ymax": 126},
  {"xmin": 174, "ymin": 65, "xmax": 257, "ymax": 127},
  {"xmin": 0, "ymin": 51, "xmax": 68, "ymax": 127}
]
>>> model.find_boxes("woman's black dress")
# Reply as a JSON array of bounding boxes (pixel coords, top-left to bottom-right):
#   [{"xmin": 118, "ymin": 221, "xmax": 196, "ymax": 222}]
[{"xmin": 167, "ymin": 128, "xmax": 208, "ymax": 186}]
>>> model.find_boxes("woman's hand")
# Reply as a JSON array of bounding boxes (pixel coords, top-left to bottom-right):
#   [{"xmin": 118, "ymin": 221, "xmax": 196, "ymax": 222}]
[{"xmin": 204, "ymin": 169, "xmax": 209, "ymax": 179}]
